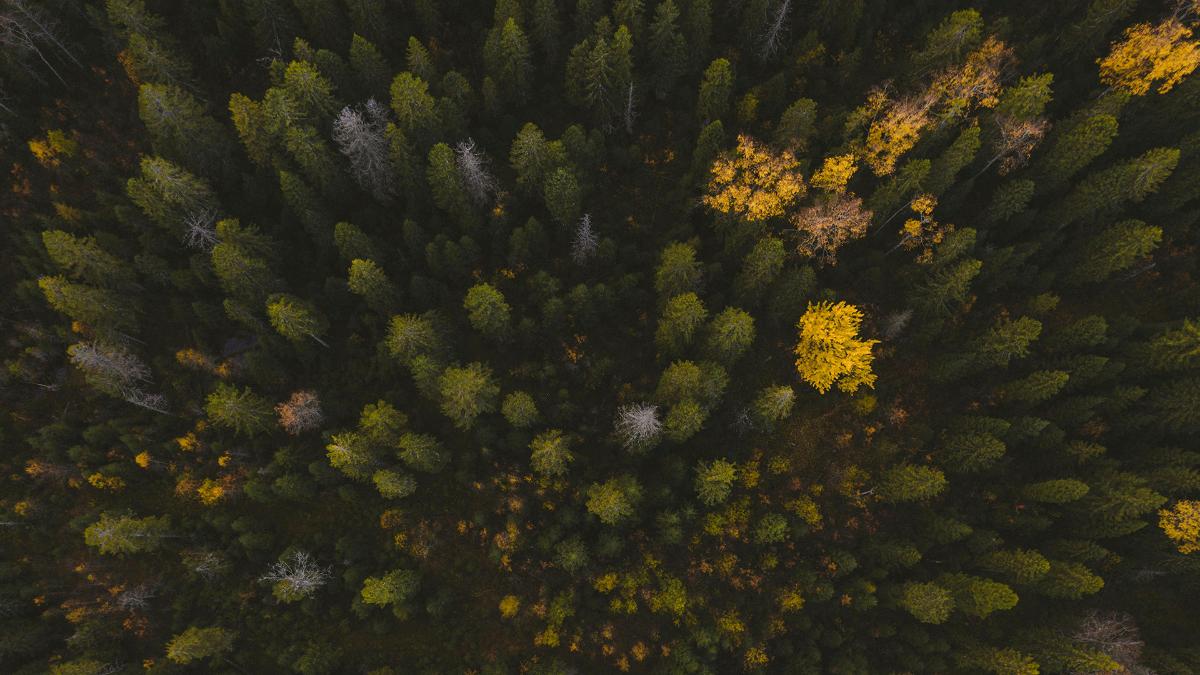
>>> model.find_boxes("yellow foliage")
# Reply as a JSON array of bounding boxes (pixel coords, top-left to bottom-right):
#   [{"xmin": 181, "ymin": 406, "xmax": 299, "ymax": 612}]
[
  {"xmin": 810, "ymin": 153, "xmax": 858, "ymax": 193},
  {"xmin": 899, "ymin": 194, "xmax": 953, "ymax": 264},
  {"xmin": 87, "ymin": 473, "xmax": 126, "ymax": 492},
  {"xmin": 863, "ymin": 95, "xmax": 933, "ymax": 176},
  {"xmin": 744, "ymin": 646, "xmax": 770, "ymax": 670},
  {"xmin": 1099, "ymin": 19, "xmax": 1200, "ymax": 95},
  {"xmin": 929, "ymin": 37, "xmax": 1010, "ymax": 118},
  {"xmin": 27, "ymin": 129, "xmax": 78, "ymax": 168},
  {"xmin": 499, "ymin": 595, "xmax": 521, "ymax": 618},
  {"xmin": 717, "ymin": 610, "xmax": 746, "ymax": 638},
  {"xmin": 779, "ymin": 585, "xmax": 806, "ymax": 612},
  {"xmin": 134, "ymin": 452, "xmax": 152, "ymax": 469},
  {"xmin": 1160, "ymin": 500, "xmax": 1200, "ymax": 554},
  {"xmin": 794, "ymin": 301, "xmax": 879, "ymax": 394},
  {"xmin": 703, "ymin": 135, "xmax": 806, "ymax": 222},
  {"xmin": 594, "ymin": 572, "xmax": 620, "ymax": 593},
  {"xmin": 196, "ymin": 479, "xmax": 226, "ymax": 505}
]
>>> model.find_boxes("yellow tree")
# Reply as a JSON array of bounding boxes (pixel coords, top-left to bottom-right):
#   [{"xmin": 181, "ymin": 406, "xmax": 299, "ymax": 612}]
[
  {"xmin": 1159, "ymin": 500, "xmax": 1200, "ymax": 554},
  {"xmin": 703, "ymin": 135, "xmax": 806, "ymax": 221},
  {"xmin": 929, "ymin": 37, "xmax": 1011, "ymax": 119},
  {"xmin": 809, "ymin": 153, "xmax": 858, "ymax": 193},
  {"xmin": 897, "ymin": 194, "xmax": 953, "ymax": 264},
  {"xmin": 1099, "ymin": 19, "xmax": 1200, "ymax": 95},
  {"xmin": 794, "ymin": 301, "xmax": 879, "ymax": 394},
  {"xmin": 862, "ymin": 92, "xmax": 934, "ymax": 176}
]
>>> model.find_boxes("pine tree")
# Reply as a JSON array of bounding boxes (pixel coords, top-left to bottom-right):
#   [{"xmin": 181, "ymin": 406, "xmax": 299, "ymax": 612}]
[
  {"xmin": 484, "ymin": 17, "xmax": 533, "ymax": 102},
  {"xmin": 348, "ymin": 259, "xmax": 399, "ymax": 312},
  {"xmin": 1066, "ymin": 219, "xmax": 1161, "ymax": 285},
  {"xmin": 880, "ymin": 464, "xmax": 947, "ymax": 502},
  {"xmin": 38, "ymin": 276, "xmax": 136, "ymax": 335},
  {"xmin": 84, "ymin": 512, "xmax": 169, "ymax": 555},
  {"xmin": 656, "ymin": 292, "xmax": 708, "ymax": 353},
  {"xmin": 205, "ymin": 383, "xmax": 273, "ymax": 436},
  {"xmin": 695, "ymin": 459, "xmax": 737, "ymax": 505},
  {"xmin": 126, "ymin": 155, "xmax": 218, "ymax": 232},
  {"xmin": 464, "ymin": 283, "xmax": 512, "ymax": 338},
  {"xmin": 697, "ymin": 58, "xmax": 733, "ymax": 123},
  {"xmin": 138, "ymin": 83, "xmax": 228, "ymax": 173},
  {"xmin": 704, "ymin": 307, "xmax": 756, "ymax": 364},
  {"xmin": 1036, "ymin": 113, "xmax": 1119, "ymax": 193},
  {"xmin": 41, "ymin": 230, "xmax": 130, "ymax": 287},
  {"xmin": 1052, "ymin": 148, "xmax": 1178, "ymax": 226},
  {"xmin": 531, "ymin": 429, "xmax": 575, "ymax": 477},
  {"xmin": 397, "ymin": 432, "xmax": 446, "ymax": 473},
  {"xmin": 438, "ymin": 363, "xmax": 500, "ymax": 430},
  {"xmin": 266, "ymin": 293, "xmax": 329, "ymax": 346},
  {"xmin": 899, "ymin": 581, "xmax": 954, "ymax": 624},
  {"xmin": 586, "ymin": 476, "xmax": 643, "ymax": 524},
  {"xmin": 165, "ymin": 627, "xmax": 235, "ymax": 665},
  {"xmin": 647, "ymin": 0, "xmax": 686, "ymax": 99}
]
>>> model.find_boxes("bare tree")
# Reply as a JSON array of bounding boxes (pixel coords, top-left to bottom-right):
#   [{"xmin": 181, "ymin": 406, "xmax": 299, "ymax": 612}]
[
  {"xmin": 791, "ymin": 194, "xmax": 872, "ymax": 266},
  {"xmin": 116, "ymin": 583, "xmax": 156, "ymax": 611},
  {"xmin": 615, "ymin": 403, "xmax": 663, "ymax": 450},
  {"xmin": 182, "ymin": 208, "xmax": 219, "ymax": 250},
  {"xmin": 454, "ymin": 138, "xmax": 499, "ymax": 205},
  {"xmin": 972, "ymin": 116, "xmax": 1049, "ymax": 179},
  {"xmin": 275, "ymin": 390, "xmax": 323, "ymax": 435},
  {"xmin": 68, "ymin": 342, "xmax": 169, "ymax": 413},
  {"xmin": 1072, "ymin": 610, "xmax": 1151, "ymax": 674},
  {"xmin": 623, "ymin": 82, "xmax": 637, "ymax": 134},
  {"xmin": 332, "ymin": 100, "xmax": 396, "ymax": 201},
  {"xmin": 0, "ymin": 0, "xmax": 81, "ymax": 87},
  {"xmin": 182, "ymin": 549, "xmax": 228, "ymax": 580},
  {"xmin": 259, "ymin": 550, "xmax": 331, "ymax": 600},
  {"xmin": 759, "ymin": 0, "xmax": 792, "ymax": 60},
  {"xmin": 882, "ymin": 309, "xmax": 914, "ymax": 340},
  {"xmin": 571, "ymin": 214, "xmax": 599, "ymax": 264}
]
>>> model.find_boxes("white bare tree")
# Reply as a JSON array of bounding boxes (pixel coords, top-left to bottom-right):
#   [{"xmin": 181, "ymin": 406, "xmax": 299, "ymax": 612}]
[
  {"xmin": 623, "ymin": 82, "xmax": 637, "ymax": 134},
  {"xmin": 1072, "ymin": 611, "xmax": 1151, "ymax": 674},
  {"xmin": 116, "ymin": 583, "xmax": 156, "ymax": 611},
  {"xmin": 259, "ymin": 550, "xmax": 331, "ymax": 600},
  {"xmin": 182, "ymin": 208, "xmax": 219, "ymax": 250},
  {"xmin": 184, "ymin": 549, "xmax": 228, "ymax": 580},
  {"xmin": 332, "ymin": 100, "xmax": 396, "ymax": 201},
  {"xmin": 615, "ymin": 403, "xmax": 663, "ymax": 451},
  {"xmin": 759, "ymin": 0, "xmax": 792, "ymax": 60},
  {"xmin": 68, "ymin": 342, "xmax": 169, "ymax": 414},
  {"xmin": 454, "ymin": 138, "xmax": 499, "ymax": 205},
  {"xmin": 882, "ymin": 309, "xmax": 914, "ymax": 340},
  {"xmin": 572, "ymin": 214, "xmax": 599, "ymax": 263},
  {"xmin": 0, "ymin": 0, "xmax": 81, "ymax": 88}
]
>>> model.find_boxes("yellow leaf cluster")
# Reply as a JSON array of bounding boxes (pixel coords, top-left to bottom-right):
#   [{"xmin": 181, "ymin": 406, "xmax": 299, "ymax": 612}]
[
  {"xmin": 703, "ymin": 135, "xmax": 806, "ymax": 222},
  {"xmin": 795, "ymin": 302, "xmax": 879, "ymax": 394},
  {"xmin": 900, "ymin": 193, "xmax": 952, "ymax": 264},
  {"xmin": 863, "ymin": 96, "xmax": 932, "ymax": 176},
  {"xmin": 134, "ymin": 451, "xmax": 152, "ymax": 469},
  {"xmin": 1159, "ymin": 500, "xmax": 1200, "ymax": 554},
  {"xmin": 1099, "ymin": 19, "xmax": 1200, "ymax": 95},
  {"xmin": 809, "ymin": 153, "xmax": 859, "ymax": 193},
  {"xmin": 930, "ymin": 37, "xmax": 1011, "ymax": 117},
  {"xmin": 196, "ymin": 478, "xmax": 226, "ymax": 505},
  {"xmin": 27, "ymin": 129, "xmax": 78, "ymax": 168},
  {"xmin": 87, "ymin": 473, "xmax": 126, "ymax": 491},
  {"xmin": 499, "ymin": 594, "xmax": 521, "ymax": 618}
]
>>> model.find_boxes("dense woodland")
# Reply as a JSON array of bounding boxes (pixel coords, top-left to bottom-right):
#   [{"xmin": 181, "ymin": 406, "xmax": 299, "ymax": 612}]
[{"xmin": 3, "ymin": 0, "xmax": 1200, "ymax": 672}]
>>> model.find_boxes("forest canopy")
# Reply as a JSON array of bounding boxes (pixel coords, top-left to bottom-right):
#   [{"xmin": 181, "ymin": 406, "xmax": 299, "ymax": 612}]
[{"xmin": 3, "ymin": 0, "xmax": 1200, "ymax": 672}]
